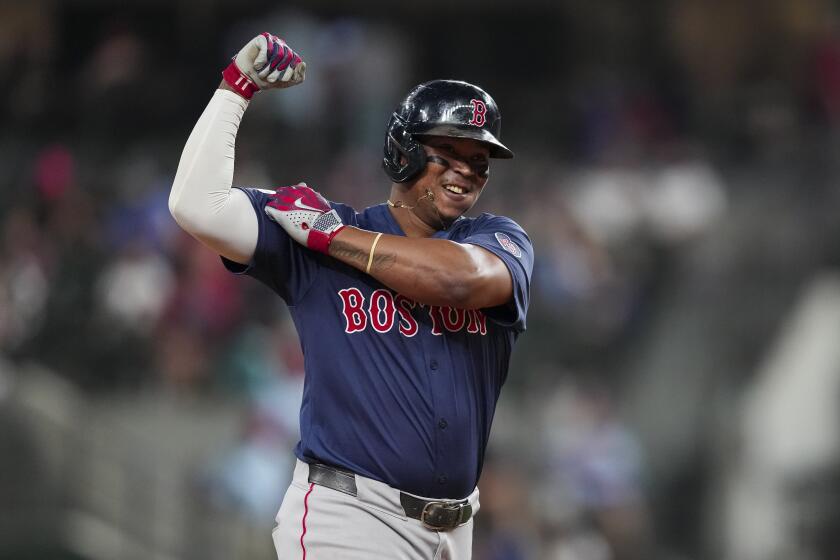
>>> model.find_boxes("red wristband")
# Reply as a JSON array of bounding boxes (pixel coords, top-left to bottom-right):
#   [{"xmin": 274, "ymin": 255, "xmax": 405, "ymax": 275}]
[
  {"xmin": 307, "ymin": 224, "xmax": 345, "ymax": 254},
  {"xmin": 222, "ymin": 60, "xmax": 260, "ymax": 100}
]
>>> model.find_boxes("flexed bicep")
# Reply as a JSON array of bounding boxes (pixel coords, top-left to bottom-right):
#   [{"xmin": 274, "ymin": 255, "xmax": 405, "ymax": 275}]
[{"xmin": 170, "ymin": 31, "xmax": 308, "ymax": 265}]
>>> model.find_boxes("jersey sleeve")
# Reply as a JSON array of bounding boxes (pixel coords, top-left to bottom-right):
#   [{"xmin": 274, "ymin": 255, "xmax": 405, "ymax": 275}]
[
  {"xmin": 462, "ymin": 215, "xmax": 534, "ymax": 332},
  {"xmin": 220, "ymin": 187, "xmax": 321, "ymax": 305}
]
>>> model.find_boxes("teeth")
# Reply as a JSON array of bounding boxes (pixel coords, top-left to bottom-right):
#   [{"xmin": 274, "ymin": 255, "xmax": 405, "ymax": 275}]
[{"xmin": 444, "ymin": 185, "xmax": 466, "ymax": 194}]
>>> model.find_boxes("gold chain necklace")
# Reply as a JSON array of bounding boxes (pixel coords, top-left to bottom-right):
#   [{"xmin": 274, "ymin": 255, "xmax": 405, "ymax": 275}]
[{"xmin": 386, "ymin": 189, "xmax": 449, "ymax": 230}]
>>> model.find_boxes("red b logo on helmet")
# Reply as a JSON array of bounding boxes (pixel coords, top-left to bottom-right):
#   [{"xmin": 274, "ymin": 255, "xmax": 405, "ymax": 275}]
[{"xmin": 469, "ymin": 99, "xmax": 487, "ymax": 127}]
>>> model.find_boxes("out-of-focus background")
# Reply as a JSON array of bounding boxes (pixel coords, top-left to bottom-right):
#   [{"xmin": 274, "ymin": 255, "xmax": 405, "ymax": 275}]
[{"xmin": 2, "ymin": 0, "xmax": 840, "ymax": 559}]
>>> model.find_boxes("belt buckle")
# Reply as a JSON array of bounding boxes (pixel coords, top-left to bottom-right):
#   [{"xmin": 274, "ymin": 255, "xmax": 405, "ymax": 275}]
[{"xmin": 420, "ymin": 501, "xmax": 463, "ymax": 531}]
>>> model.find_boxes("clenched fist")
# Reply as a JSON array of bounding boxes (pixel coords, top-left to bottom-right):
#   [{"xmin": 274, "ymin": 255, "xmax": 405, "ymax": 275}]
[{"xmin": 222, "ymin": 32, "xmax": 306, "ymax": 99}]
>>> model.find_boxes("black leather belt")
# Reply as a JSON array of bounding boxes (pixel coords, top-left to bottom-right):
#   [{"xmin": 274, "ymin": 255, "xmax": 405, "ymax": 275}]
[{"xmin": 307, "ymin": 463, "xmax": 473, "ymax": 531}]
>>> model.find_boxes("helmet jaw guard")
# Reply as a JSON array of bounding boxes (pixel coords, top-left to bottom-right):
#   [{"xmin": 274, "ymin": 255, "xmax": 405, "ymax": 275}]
[
  {"xmin": 382, "ymin": 80, "xmax": 513, "ymax": 183},
  {"xmin": 383, "ymin": 114, "xmax": 427, "ymax": 183}
]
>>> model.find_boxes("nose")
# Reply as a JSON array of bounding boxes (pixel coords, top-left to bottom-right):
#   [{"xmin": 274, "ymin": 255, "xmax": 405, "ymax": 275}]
[{"xmin": 448, "ymin": 156, "xmax": 474, "ymax": 177}]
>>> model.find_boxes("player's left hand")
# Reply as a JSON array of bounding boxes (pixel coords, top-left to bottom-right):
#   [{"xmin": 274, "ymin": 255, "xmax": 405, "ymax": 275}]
[{"xmin": 265, "ymin": 183, "xmax": 345, "ymax": 254}]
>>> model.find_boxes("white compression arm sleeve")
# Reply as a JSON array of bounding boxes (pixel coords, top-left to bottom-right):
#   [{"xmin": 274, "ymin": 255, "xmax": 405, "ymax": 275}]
[{"xmin": 169, "ymin": 89, "xmax": 258, "ymax": 265}]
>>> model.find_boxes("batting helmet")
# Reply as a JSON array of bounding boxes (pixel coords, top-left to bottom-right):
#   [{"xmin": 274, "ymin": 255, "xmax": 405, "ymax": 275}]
[{"xmin": 383, "ymin": 79, "xmax": 514, "ymax": 183}]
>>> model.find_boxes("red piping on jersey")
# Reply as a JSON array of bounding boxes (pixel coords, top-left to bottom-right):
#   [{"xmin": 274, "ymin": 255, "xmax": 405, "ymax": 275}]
[{"xmin": 301, "ymin": 482, "xmax": 315, "ymax": 559}]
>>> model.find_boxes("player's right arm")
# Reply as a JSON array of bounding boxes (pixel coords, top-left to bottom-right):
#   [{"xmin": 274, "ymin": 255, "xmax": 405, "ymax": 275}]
[
  {"xmin": 168, "ymin": 86, "xmax": 256, "ymax": 264},
  {"xmin": 168, "ymin": 33, "xmax": 305, "ymax": 265}
]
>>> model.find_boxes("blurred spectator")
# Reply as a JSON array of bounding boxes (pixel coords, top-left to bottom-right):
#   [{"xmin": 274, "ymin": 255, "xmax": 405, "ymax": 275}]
[
  {"xmin": 0, "ymin": 1, "xmax": 56, "ymax": 125},
  {"xmin": 643, "ymin": 147, "xmax": 727, "ymax": 247},
  {"xmin": 159, "ymin": 240, "xmax": 244, "ymax": 344},
  {"xmin": 810, "ymin": 23, "xmax": 840, "ymax": 125},
  {"xmin": 34, "ymin": 144, "xmax": 75, "ymax": 203},
  {"xmin": 0, "ymin": 208, "xmax": 48, "ymax": 353},
  {"xmin": 77, "ymin": 24, "xmax": 151, "ymax": 136},
  {"xmin": 202, "ymin": 318, "xmax": 305, "ymax": 520},
  {"xmin": 538, "ymin": 378, "xmax": 651, "ymax": 560},
  {"xmin": 97, "ymin": 240, "xmax": 175, "ymax": 336},
  {"xmin": 474, "ymin": 460, "xmax": 538, "ymax": 560}
]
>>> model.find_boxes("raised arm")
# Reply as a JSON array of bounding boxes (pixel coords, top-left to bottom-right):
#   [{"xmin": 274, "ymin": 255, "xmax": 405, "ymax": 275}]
[
  {"xmin": 168, "ymin": 32, "xmax": 306, "ymax": 265},
  {"xmin": 169, "ymin": 85, "xmax": 256, "ymax": 264}
]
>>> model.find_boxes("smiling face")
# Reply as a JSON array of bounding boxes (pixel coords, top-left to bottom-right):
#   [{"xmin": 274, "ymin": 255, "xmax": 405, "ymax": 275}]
[{"xmin": 396, "ymin": 135, "xmax": 492, "ymax": 230}]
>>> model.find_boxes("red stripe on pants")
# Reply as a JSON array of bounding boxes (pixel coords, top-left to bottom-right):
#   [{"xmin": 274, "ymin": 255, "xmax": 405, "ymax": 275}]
[{"xmin": 301, "ymin": 483, "xmax": 315, "ymax": 559}]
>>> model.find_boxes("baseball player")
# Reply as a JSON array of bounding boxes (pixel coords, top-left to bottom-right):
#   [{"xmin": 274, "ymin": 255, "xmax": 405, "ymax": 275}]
[{"xmin": 169, "ymin": 32, "xmax": 533, "ymax": 559}]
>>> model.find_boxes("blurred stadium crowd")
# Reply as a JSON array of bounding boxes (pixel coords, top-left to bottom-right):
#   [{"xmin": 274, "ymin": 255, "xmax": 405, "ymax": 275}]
[{"xmin": 2, "ymin": 1, "xmax": 840, "ymax": 559}]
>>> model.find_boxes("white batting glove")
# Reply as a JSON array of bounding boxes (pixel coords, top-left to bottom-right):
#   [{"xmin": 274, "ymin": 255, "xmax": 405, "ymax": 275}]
[
  {"xmin": 222, "ymin": 32, "xmax": 306, "ymax": 100},
  {"xmin": 265, "ymin": 183, "xmax": 345, "ymax": 254}
]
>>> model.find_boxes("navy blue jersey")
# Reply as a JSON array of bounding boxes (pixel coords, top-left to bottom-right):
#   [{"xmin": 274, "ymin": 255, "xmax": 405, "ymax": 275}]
[{"xmin": 223, "ymin": 188, "xmax": 533, "ymax": 499}]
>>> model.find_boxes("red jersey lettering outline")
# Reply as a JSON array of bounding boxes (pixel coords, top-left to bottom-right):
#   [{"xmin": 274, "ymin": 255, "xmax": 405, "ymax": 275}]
[
  {"xmin": 337, "ymin": 289, "xmax": 488, "ymax": 337},
  {"xmin": 466, "ymin": 309, "xmax": 487, "ymax": 335},
  {"xmin": 369, "ymin": 289, "xmax": 396, "ymax": 333},
  {"xmin": 427, "ymin": 305, "xmax": 445, "ymax": 336},
  {"xmin": 442, "ymin": 307, "xmax": 466, "ymax": 332},
  {"xmin": 338, "ymin": 288, "xmax": 367, "ymax": 333},
  {"xmin": 395, "ymin": 295, "xmax": 419, "ymax": 337}
]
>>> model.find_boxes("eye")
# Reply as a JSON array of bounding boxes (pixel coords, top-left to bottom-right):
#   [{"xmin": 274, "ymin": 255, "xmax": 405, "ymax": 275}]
[{"xmin": 473, "ymin": 162, "xmax": 490, "ymax": 177}]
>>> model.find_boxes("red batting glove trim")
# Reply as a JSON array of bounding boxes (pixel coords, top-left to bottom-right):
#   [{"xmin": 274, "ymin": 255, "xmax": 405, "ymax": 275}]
[
  {"xmin": 222, "ymin": 60, "xmax": 259, "ymax": 100},
  {"xmin": 307, "ymin": 224, "xmax": 345, "ymax": 254}
]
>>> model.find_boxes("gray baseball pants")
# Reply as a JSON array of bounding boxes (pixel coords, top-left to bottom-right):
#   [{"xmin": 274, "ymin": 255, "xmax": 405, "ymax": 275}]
[{"xmin": 272, "ymin": 459, "xmax": 479, "ymax": 560}]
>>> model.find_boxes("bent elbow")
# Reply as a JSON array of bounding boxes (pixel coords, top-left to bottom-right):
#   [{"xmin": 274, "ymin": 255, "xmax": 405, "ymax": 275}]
[
  {"xmin": 168, "ymin": 183, "xmax": 186, "ymax": 222},
  {"xmin": 168, "ymin": 188, "xmax": 179, "ymax": 218},
  {"xmin": 169, "ymin": 201, "xmax": 188, "ymax": 232},
  {"xmin": 447, "ymin": 285, "xmax": 473, "ymax": 308},
  {"xmin": 442, "ymin": 260, "xmax": 509, "ymax": 310},
  {"xmin": 441, "ymin": 267, "xmax": 483, "ymax": 309},
  {"xmin": 168, "ymin": 190, "xmax": 201, "ymax": 234}
]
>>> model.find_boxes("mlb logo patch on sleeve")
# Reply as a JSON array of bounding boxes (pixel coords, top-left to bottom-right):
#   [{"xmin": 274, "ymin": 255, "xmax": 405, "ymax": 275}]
[{"xmin": 494, "ymin": 232, "xmax": 522, "ymax": 258}]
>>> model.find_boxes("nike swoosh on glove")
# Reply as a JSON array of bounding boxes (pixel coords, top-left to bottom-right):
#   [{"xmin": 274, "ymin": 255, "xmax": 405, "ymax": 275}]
[{"xmin": 265, "ymin": 183, "xmax": 345, "ymax": 254}]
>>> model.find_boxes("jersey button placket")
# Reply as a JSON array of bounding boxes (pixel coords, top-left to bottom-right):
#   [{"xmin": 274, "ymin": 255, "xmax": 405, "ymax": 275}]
[{"xmin": 423, "ymin": 338, "xmax": 446, "ymax": 494}]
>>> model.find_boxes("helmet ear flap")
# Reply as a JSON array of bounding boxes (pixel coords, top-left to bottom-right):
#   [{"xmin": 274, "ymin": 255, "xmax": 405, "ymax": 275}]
[{"xmin": 383, "ymin": 114, "xmax": 427, "ymax": 183}]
